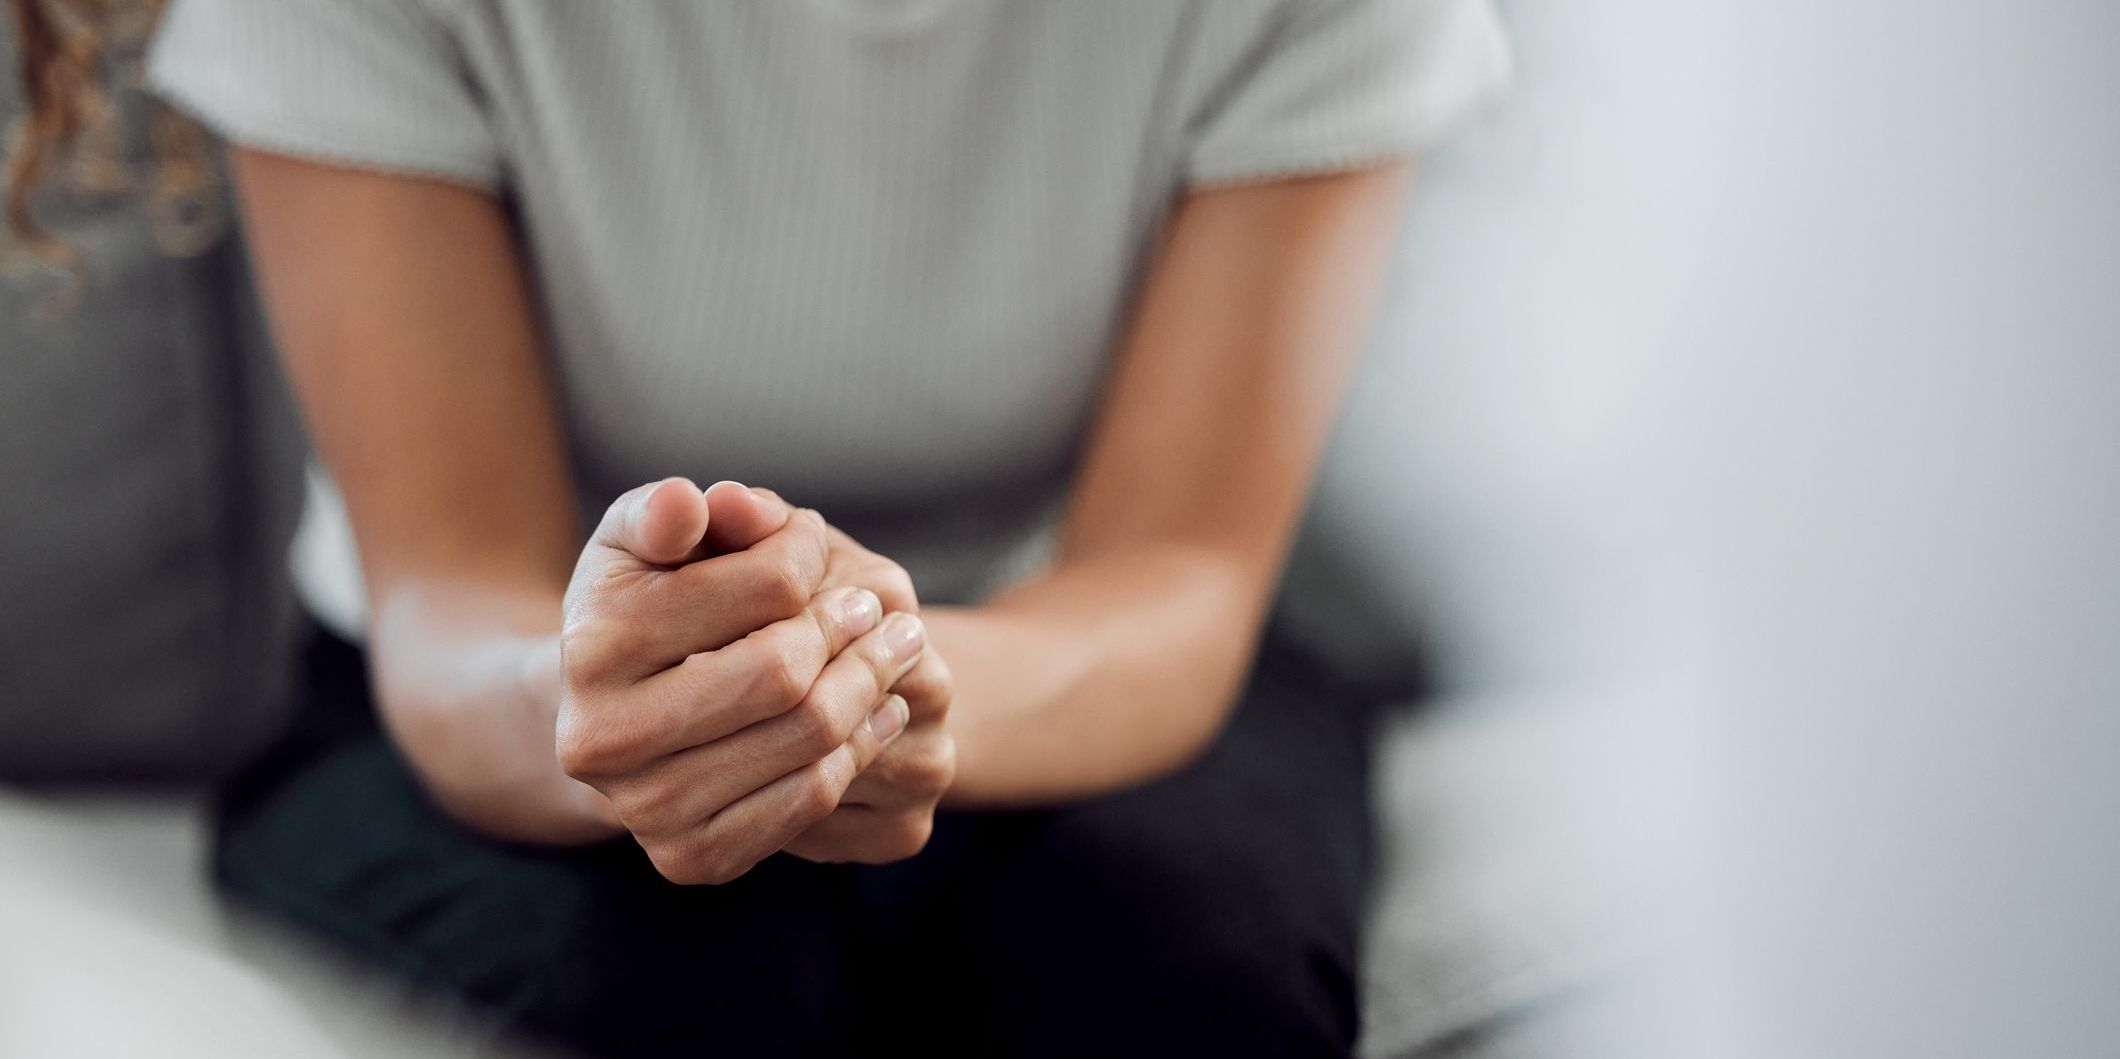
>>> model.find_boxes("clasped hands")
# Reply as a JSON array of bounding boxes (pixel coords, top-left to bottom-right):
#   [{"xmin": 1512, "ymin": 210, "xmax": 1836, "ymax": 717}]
[{"xmin": 557, "ymin": 479, "xmax": 955, "ymax": 884}]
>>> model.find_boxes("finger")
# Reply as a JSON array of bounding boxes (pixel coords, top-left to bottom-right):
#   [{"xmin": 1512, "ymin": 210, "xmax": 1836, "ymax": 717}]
[
  {"xmin": 563, "ymin": 478, "xmax": 712, "ymax": 683},
  {"xmin": 631, "ymin": 615, "xmax": 924, "ymax": 818},
  {"xmin": 653, "ymin": 737, "xmax": 871, "ymax": 885},
  {"xmin": 840, "ymin": 722, "xmax": 956, "ymax": 810},
  {"xmin": 723, "ymin": 496, "xmax": 922, "ymax": 619},
  {"xmin": 763, "ymin": 613, "xmax": 924, "ymax": 770},
  {"xmin": 560, "ymin": 586, "xmax": 884, "ymax": 782},
  {"xmin": 587, "ymin": 478, "xmax": 709, "ymax": 569},
  {"xmin": 745, "ymin": 485, "xmax": 793, "ymax": 510},
  {"xmin": 782, "ymin": 804, "xmax": 936, "ymax": 866},
  {"xmin": 823, "ymin": 695, "xmax": 909, "ymax": 796},
  {"xmin": 623, "ymin": 586, "xmax": 884, "ymax": 754},
  {"xmin": 649, "ymin": 509, "xmax": 830, "ymax": 646},
  {"xmin": 566, "ymin": 510, "xmax": 831, "ymax": 681},
  {"xmin": 891, "ymin": 650, "xmax": 952, "ymax": 723},
  {"xmin": 706, "ymin": 492, "xmax": 922, "ymax": 623},
  {"xmin": 701, "ymin": 481, "xmax": 792, "ymax": 554},
  {"xmin": 817, "ymin": 537, "xmax": 921, "ymax": 616}
]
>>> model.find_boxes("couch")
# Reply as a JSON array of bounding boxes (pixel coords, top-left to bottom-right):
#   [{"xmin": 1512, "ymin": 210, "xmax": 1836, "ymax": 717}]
[{"xmin": 1, "ymin": 3, "xmax": 1639, "ymax": 1053}]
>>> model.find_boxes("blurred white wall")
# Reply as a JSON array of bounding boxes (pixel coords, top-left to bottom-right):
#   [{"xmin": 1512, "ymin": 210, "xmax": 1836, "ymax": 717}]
[
  {"xmin": 1664, "ymin": 2, "xmax": 2120, "ymax": 1056},
  {"xmin": 1306, "ymin": 0, "xmax": 2119, "ymax": 1054}
]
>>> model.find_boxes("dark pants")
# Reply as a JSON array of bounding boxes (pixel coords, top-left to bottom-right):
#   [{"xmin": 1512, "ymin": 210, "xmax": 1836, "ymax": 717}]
[{"xmin": 216, "ymin": 630, "xmax": 1382, "ymax": 1058}]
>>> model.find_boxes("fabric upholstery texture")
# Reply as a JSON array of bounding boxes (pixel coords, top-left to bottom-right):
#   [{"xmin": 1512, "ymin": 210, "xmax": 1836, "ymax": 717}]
[{"xmin": 0, "ymin": 27, "xmax": 305, "ymax": 782}]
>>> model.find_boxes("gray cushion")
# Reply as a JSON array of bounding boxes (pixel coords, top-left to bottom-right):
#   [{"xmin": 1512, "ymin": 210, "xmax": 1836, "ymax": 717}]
[
  {"xmin": 0, "ymin": 28, "xmax": 303, "ymax": 782},
  {"xmin": 1360, "ymin": 703, "xmax": 1637, "ymax": 1059}
]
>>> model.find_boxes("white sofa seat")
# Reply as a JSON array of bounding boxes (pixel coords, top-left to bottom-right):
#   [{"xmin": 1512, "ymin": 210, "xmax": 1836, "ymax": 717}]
[{"xmin": 0, "ymin": 697, "xmax": 1623, "ymax": 1059}]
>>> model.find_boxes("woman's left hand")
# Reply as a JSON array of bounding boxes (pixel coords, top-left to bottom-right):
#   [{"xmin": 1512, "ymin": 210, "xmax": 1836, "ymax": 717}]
[{"xmin": 702, "ymin": 484, "xmax": 957, "ymax": 863}]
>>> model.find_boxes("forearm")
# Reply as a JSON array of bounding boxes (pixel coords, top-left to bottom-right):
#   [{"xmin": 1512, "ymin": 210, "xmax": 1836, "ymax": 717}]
[
  {"xmin": 929, "ymin": 545, "xmax": 1272, "ymax": 808},
  {"xmin": 926, "ymin": 172, "xmax": 1409, "ymax": 807},
  {"xmin": 230, "ymin": 150, "xmax": 615, "ymax": 842},
  {"xmin": 367, "ymin": 580, "xmax": 620, "ymax": 846}
]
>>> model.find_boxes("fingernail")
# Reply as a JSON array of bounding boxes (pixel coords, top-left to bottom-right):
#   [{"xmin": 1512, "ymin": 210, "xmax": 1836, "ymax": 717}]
[
  {"xmin": 836, "ymin": 587, "xmax": 881, "ymax": 632},
  {"xmin": 881, "ymin": 612, "xmax": 925, "ymax": 662},
  {"xmin": 868, "ymin": 695, "xmax": 910, "ymax": 742}
]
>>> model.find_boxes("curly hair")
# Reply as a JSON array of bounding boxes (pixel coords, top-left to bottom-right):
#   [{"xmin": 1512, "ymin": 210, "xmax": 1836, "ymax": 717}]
[{"xmin": 5, "ymin": 0, "xmax": 220, "ymax": 309}]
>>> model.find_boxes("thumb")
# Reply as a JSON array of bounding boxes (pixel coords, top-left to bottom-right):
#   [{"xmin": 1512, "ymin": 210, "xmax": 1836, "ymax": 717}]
[
  {"xmin": 589, "ymin": 477, "xmax": 709, "ymax": 568},
  {"xmin": 701, "ymin": 480, "xmax": 793, "ymax": 553}
]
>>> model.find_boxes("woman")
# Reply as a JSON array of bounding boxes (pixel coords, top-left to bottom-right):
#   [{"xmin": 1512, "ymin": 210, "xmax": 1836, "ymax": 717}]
[{"xmin": 30, "ymin": 0, "xmax": 1507, "ymax": 1053}]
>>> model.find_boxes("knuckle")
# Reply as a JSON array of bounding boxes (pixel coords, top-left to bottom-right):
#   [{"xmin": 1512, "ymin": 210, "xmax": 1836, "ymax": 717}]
[
  {"xmin": 798, "ymin": 514, "xmax": 833, "ymax": 566},
  {"xmin": 781, "ymin": 837, "xmax": 835, "ymax": 866},
  {"xmin": 765, "ymin": 663, "xmax": 812, "ymax": 714},
  {"xmin": 854, "ymin": 634, "xmax": 899, "ymax": 688},
  {"xmin": 641, "ymin": 840, "xmax": 699, "ymax": 884},
  {"xmin": 874, "ymin": 564, "xmax": 917, "ymax": 612},
  {"xmin": 869, "ymin": 747, "xmax": 906, "ymax": 787},
  {"xmin": 666, "ymin": 649, "xmax": 721, "ymax": 698},
  {"xmin": 908, "ymin": 736, "xmax": 958, "ymax": 793},
  {"xmin": 649, "ymin": 836, "xmax": 747, "ymax": 887},
  {"xmin": 880, "ymin": 734, "xmax": 955, "ymax": 794},
  {"xmin": 877, "ymin": 812, "xmax": 934, "ymax": 862},
  {"xmin": 925, "ymin": 652, "xmax": 955, "ymax": 693},
  {"xmin": 794, "ymin": 766, "xmax": 842, "ymax": 824},
  {"xmin": 767, "ymin": 663, "xmax": 812, "ymax": 713},
  {"xmin": 741, "ymin": 632, "xmax": 812, "ymax": 709},
  {"xmin": 789, "ymin": 695, "xmax": 846, "ymax": 758},
  {"xmin": 695, "ymin": 855, "xmax": 747, "ymax": 887},
  {"xmin": 559, "ymin": 614, "xmax": 633, "ymax": 684},
  {"xmin": 554, "ymin": 710, "xmax": 628, "ymax": 780},
  {"xmin": 662, "ymin": 863, "xmax": 716, "ymax": 886},
  {"xmin": 608, "ymin": 778, "xmax": 681, "ymax": 835},
  {"xmin": 929, "ymin": 676, "xmax": 955, "ymax": 721},
  {"xmin": 896, "ymin": 659, "xmax": 954, "ymax": 720},
  {"xmin": 648, "ymin": 845, "xmax": 717, "ymax": 887},
  {"xmin": 554, "ymin": 731, "xmax": 599, "ymax": 780},
  {"xmin": 760, "ymin": 554, "xmax": 814, "ymax": 616}
]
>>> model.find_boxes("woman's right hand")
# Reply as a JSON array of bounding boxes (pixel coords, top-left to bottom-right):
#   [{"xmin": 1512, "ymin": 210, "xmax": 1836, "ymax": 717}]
[{"xmin": 555, "ymin": 478, "xmax": 930, "ymax": 884}]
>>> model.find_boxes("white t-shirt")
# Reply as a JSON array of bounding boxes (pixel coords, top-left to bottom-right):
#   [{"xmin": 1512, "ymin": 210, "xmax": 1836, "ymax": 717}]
[{"xmin": 150, "ymin": 0, "xmax": 1509, "ymax": 607}]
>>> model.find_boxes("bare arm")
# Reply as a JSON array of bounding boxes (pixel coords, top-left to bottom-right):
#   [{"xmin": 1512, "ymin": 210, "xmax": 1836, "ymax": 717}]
[
  {"xmin": 232, "ymin": 149, "xmax": 609, "ymax": 842},
  {"xmin": 934, "ymin": 165, "xmax": 1413, "ymax": 806}
]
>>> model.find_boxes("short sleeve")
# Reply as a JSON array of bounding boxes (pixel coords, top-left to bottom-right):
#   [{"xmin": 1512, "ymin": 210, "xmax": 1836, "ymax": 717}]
[
  {"xmin": 147, "ymin": 0, "xmax": 501, "ymax": 189},
  {"xmin": 1184, "ymin": 0, "xmax": 1511, "ymax": 187}
]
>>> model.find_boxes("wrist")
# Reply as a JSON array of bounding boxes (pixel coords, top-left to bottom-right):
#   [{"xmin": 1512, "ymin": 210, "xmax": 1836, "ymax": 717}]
[
  {"xmin": 379, "ymin": 631, "xmax": 624, "ymax": 846},
  {"xmin": 404, "ymin": 699, "xmax": 627, "ymax": 846}
]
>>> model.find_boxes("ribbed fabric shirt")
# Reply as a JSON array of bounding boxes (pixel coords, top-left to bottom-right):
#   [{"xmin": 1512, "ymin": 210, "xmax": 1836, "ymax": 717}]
[{"xmin": 149, "ymin": 0, "xmax": 1508, "ymax": 608}]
